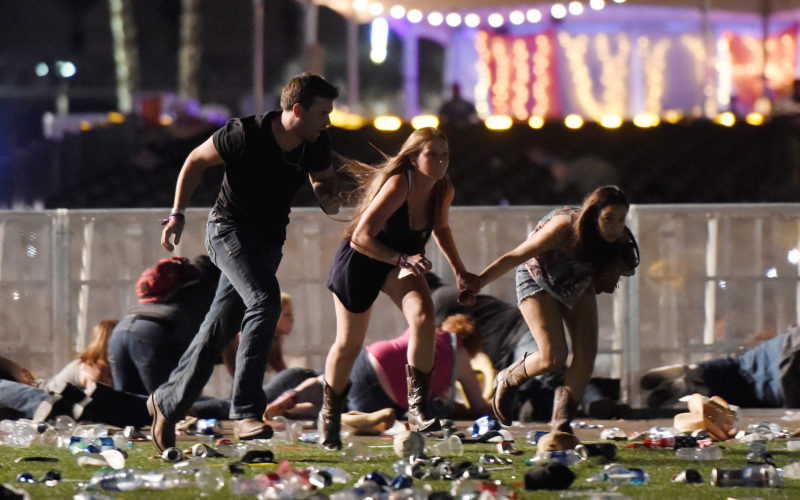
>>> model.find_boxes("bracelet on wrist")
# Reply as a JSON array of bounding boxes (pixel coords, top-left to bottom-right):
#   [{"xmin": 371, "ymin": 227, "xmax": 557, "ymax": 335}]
[
  {"xmin": 160, "ymin": 213, "xmax": 186, "ymax": 226},
  {"xmin": 397, "ymin": 254, "xmax": 409, "ymax": 268}
]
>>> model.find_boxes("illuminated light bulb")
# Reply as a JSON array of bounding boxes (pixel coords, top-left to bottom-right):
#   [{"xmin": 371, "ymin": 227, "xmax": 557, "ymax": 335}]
[
  {"xmin": 632, "ymin": 112, "xmax": 659, "ymax": 127},
  {"xmin": 411, "ymin": 115, "xmax": 439, "ymax": 129},
  {"xmin": 159, "ymin": 114, "xmax": 173, "ymax": 126},
  {"xmin": 427, "ymin": 11, "xmax": 443, "ymax": 26},
  {"xmin": 488, "ymin": 13, "xmax": 504, "ymax": 28},
  {"xmin": 35, "ymin": 62, "xmax": 49, "ymax": 77},
  {"xmin": 787, "ymin": 248, "xmax": 800, "ymax": 265},
  {"xmin": 352, "ymin": 0, "xmax": 367, "ymax": 11},
  {"xmin": 613, "ymin": 0, "xmax": 626, "ymax": 3},
  {"xmin": 564, "ymin": 114, "xmax": 584, "ymax": 129},
  {"xmin": 663, "ymin": 110, "xmax": 683, "ymax": 123},
  {"xmin": 374, "ymin": 115, "xmax": 403, "ymax": 131},
  {"xmin": 330, "ymin": 108, "xmax": 367, "ymax": 130},
  {"xmin": 389, "ymin": 5, "xmax": 405, "ymax": 18},
  {"xmin": 464, "ymin": 13, "xmax": 480, "ymax": 27},
  {"xmin": 407, "ymin": 9, "xmax": 423, "ymax": 23},
  {"xmin": 368, "ymin": 2, "xmax": 384, "ymax": 16},
  {"xmin": 600, "ymin": 114, "xmax": 622, "ymax": 128},
  {"xmin": 715, "ymin": 111, "xmax": 736, "ymax": 127},
  {"xmin": 526, "ymin": 9, "xmax": 542, "ymax": 23},
  {"xmin": 370, "ymin": 17, "xmax": 388, "ymax": 64},
  {"xmin": 590, "ymin": 0, "xmax": 605, "ymax": 10},
  {"xmin": 766, "ymin": 267, "xmax": 778, "ymax": 278},
  {"xmin": 446, "ymin": 12, "xmax": 462, "ymax": 27},
  {"xmin": 56, "ymin": 61, "xmax": 77, "ymax": 78},
  {"xmin": 107, "ymin": 111, "xmax": 125, "ymax": 123},
  {"xmin": 745, "ymin": 112, "xmax": 764, "ymax": 126},
  {"xmin": 80, "ymin": 121, "xmax": 91, "ymax": 131},
  {"xmin": 568, "ymin": 1, "xmax": 584, "ymax": 15},
  {"xmin": 528, "ymin": 116, "xmax": 545, "ymax": 129},
  {"xmin": 551, "ymin": 4, "xmax": 567, "ymax": 19},
  {"xmin": 509, "ymin": 10, "xmax": 525, "ymax": 25},
  {"xmin": 485, "ymin": 115, "xmax": 513, "ymax": 130}
]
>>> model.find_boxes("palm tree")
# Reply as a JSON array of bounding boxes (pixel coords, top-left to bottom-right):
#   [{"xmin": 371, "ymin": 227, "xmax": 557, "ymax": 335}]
[
  {"xmin": 179, "ymin": 0, "xmax": 201, "ymax": 101},
  {"xmin": 108, "ymin": 0, "xmax": 140, "ymax": 113}
]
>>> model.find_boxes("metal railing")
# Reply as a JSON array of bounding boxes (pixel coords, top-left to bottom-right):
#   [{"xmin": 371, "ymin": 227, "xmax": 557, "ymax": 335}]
[{"xmin": 2, "ymin": 204, "xmax": 798, "ymax": 405}]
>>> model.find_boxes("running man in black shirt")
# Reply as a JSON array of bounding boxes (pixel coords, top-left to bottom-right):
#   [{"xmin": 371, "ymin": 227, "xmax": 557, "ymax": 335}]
[{"xmin": 148, "ymin": 73, "xmax": 340, "ymax": 451}]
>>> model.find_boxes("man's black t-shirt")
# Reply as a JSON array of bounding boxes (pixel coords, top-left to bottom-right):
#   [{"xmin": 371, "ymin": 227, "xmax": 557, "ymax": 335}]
[{"xmin": 212, "ymin": 111, "xmax": 331, "ymax": 243}]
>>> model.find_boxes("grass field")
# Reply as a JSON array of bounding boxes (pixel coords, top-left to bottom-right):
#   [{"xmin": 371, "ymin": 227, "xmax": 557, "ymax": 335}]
[{"xmin": 1, "ymin": 423, "xmax": 800, "ymax": 500}]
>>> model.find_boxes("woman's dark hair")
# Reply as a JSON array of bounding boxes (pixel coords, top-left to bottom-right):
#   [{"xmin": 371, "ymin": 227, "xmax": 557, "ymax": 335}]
[{"xmin": 574, "ymin": 185, "xmax": 630, "ymax": 266}]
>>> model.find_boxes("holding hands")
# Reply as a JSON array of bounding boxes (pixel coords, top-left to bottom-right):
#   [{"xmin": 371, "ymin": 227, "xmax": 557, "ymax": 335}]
[{"xmin": 456, "ymin": 272, "xmax": 481, "ymax": 306}]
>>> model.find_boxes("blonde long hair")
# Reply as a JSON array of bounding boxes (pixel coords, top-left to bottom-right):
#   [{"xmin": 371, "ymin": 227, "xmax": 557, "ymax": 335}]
[
  {"xmin": 341, "ymin": 127, "xmax": 449, "ymax": 237},
  {"xmin": 77, "ymin": 319, "xmax": 117, "ymax": 371}
]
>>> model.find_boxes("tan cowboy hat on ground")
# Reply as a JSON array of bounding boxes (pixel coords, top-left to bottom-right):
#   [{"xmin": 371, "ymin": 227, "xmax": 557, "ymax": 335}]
[{"xmin": 673, "ymin": 393, "xmax": 738, "ymax": 440}]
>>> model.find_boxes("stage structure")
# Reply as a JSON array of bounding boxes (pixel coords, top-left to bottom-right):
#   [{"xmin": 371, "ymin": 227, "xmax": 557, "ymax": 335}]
[{"xmin": 307, "ymin": 0, "xmax": 800, "ymax": 121}]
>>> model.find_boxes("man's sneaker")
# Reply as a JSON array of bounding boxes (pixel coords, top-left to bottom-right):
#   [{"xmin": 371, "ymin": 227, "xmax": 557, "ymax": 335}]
[{"xmin": 234, "ymin": 417, "xmax": 274, "ymax": 440}]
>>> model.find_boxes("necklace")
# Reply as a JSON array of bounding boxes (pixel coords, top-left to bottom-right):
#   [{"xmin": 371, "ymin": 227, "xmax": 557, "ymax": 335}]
[{"xmin": 282, "ymin": 144, "xmax": 306, "ymax": 167}]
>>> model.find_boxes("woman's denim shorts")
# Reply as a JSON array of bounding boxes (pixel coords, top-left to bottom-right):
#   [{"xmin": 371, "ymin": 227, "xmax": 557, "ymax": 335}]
[{"xmin": 515, "ymin": 263, "xmax": 544, "ymax": 305}]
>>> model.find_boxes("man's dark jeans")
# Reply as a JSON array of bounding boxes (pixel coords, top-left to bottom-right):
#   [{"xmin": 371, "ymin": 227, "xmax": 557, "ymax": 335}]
[{"xmin": 155, "ymin": 212, "xmax": 283, "ymax": 420}]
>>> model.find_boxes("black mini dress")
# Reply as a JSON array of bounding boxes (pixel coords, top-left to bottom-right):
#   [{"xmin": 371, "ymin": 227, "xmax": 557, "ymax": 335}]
[{"xmin": 327, "ymin": 175, "xmax": 432, "ymax": 313}]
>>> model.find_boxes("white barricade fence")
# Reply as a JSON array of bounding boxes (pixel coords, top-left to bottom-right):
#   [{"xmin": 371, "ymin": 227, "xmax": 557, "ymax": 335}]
[{"xmin": 1, "ymin": 204, "xmax": 798, "ymax": 405}]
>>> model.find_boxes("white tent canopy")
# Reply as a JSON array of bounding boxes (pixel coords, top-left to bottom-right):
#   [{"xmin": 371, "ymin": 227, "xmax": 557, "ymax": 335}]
[
  {"xmin": 311, "ymin": 0, "xmax": 800, "ymax": 23},
  {"xmin": 293, "ymin": 0, "xmax": 800, "ymax": 118}
]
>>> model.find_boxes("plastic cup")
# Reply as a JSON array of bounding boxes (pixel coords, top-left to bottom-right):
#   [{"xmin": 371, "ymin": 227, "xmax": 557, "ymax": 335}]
[{"xmin": 429, "ymin": 435, "xmax": 463, "ymax": 457}]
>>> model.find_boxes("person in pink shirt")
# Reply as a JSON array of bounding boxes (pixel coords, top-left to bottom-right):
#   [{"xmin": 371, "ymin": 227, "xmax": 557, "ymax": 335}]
[{"xmin": 347, "ymin": 314, "xmax": 491, "ymax": 419}]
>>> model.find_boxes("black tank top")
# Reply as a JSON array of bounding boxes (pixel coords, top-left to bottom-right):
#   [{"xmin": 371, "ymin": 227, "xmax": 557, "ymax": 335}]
[{"xmin": 374, "ymin": 171, "xmax": 433, "ymax": 255}]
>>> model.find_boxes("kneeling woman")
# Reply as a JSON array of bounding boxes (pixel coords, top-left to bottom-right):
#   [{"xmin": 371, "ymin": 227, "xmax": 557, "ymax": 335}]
[
  {"xmin": 348, "ymin": 313, "xmax": 492, "ymax": 420},
  {"xmin": 462, "ymin": 185, "xmax": 638, "ymax": 451},
  {"xmin": 320, "ymin": 127, "xmax": 479, "ymax": 450}
]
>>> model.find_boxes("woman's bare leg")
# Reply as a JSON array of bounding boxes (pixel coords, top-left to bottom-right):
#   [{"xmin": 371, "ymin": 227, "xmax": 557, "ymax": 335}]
[
  {"xmin": 324, "ymin": 295, "xmax": 371, "ymax": 393},
  {"xmin": 561, "ymin": 290, "xmax": 598, "ymax": 401},
  {"xmin": 517, "ymin": 292, "xmax": 569, "ymax": 376},
  {"xmin": 382, "ymin": 273, "xmax": 435, "ymax": 372}
]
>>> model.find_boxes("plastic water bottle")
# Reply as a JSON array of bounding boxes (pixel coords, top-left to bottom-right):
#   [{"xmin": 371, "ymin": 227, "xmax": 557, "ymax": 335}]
[
  {"xmin": 647, "ymin": 426, "xmax": 678, "ymax": 440},
  {"xmin": 599, "ymin": 427, "xmax": 627, "ymax": 441},
  {"xmin": 525, "ymin": 448, "xmax": 587, "ymax": 466},
  {"xmin": 712, "ymin": 464, "xmax": 782, "ymax": 487},
  {"xmin": 526, "ymin": 430, "xmax": 548, "ymax": 445},
  {"xmin": 195, "ymin": 418, "xmax": 222, "ymax": 436},
  {"xmin": 586, "ymin": 463, "xmax": 649, "ymax": 484},
  {"xmin": 746, "ymin": 439, "xmax": 768, "ymax": 461},
  {"xmin": 747, "ymin": 421, "xmax": 782, "ymax": 440},
  {"xmin": 89, "ymin": 468, "xmax": 144, "ymax": 491},
  {"xmin": 675, "ymin": 445, "xmax": 722, "ymax": 460}
]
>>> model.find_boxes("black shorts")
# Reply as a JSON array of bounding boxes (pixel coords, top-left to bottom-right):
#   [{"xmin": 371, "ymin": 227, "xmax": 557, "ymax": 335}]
[{"xmin": 327, "ymin": 239, "xmax": 395, "ymax": 313}]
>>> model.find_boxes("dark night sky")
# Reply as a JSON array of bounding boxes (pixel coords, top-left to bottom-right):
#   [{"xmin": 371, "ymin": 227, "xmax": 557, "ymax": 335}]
[{"xmin": 0, "ymin": 0, "xmax": 444, "ymax": 156}]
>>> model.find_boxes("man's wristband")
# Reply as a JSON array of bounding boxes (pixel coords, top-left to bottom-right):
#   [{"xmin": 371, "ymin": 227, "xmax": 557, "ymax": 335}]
[{"xmin": 160, "ymin": 213, "xmax": 186, "ymax": 226}]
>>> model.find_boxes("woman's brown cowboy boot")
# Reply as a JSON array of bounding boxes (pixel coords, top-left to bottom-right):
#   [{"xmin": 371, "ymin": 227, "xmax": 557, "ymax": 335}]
[
  {"xmin": 537, "ymin": 386, "xmax": 582, "ymax": 452},
  {"xmin": 406, "ymin": 365, "xmax": 441, "ymax": 433},
  {"xmin": 492, "ymin": 354, "xmax": 530, "ymax": 426},
  {"xmin": 318, "ymin": 381, "xmax": 349, "ymax": 451}
]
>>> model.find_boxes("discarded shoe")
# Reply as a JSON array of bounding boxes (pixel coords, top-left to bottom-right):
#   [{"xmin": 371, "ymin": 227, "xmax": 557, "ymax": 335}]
[
  {"xmin": 341, "ymin": 408, "xmax": 396, "ymax": 435},
  {"xmin": 673, "ymin": 393, "xmax": 738, "ymax": 441}
]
